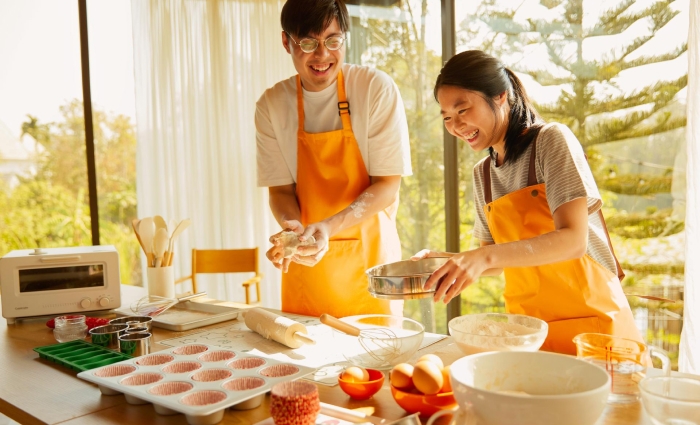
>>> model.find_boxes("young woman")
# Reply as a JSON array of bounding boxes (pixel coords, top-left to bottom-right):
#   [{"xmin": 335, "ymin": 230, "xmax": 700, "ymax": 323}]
[{"xmin": 414, "ymin": 50, "xmax": 643, "ymax": 354}]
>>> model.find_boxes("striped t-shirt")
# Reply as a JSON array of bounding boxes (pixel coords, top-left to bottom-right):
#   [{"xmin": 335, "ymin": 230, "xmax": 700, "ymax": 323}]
[{"xmin": 472, "ymin": 122, "xmax": 618, "ymax": 276}]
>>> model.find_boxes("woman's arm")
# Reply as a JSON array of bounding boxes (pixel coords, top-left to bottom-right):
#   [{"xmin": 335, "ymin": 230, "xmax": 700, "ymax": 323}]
[{"xmin": 425, "ymin": 196, "xmax": 590, "ymax": 303}]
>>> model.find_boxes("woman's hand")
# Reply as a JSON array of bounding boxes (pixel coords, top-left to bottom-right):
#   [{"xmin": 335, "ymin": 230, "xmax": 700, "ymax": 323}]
[
  {"xmin": 266, "ymin": 220, "xmax": 304, "ymax": 272},
  {"xmin": 424, "ymin": 249, "xmax": 490, "ymax": 304}
]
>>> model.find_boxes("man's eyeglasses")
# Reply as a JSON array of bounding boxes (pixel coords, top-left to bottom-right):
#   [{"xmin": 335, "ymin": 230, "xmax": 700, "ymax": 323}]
[{"xmin": 286, "ymin": 32, "xmax": 345, "ymax": 53}]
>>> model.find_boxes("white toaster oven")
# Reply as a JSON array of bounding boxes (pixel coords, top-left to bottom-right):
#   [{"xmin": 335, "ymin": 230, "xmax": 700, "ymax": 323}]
[{"xmin": 1, "ymin": 246, "xmax": 121, "ymax": 324}]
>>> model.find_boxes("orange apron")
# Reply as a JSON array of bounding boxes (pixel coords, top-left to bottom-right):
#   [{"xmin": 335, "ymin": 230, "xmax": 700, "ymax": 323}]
[
  {"xmin": 482, "ymin": 140, "xmax": 643, "ymax": 354},
  {"xmin": 281, "ymin": 71, "xmax": 403, "ymax": 318}
]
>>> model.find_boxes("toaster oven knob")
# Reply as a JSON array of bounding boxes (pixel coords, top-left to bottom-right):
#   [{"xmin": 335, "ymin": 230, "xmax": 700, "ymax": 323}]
[
  {"xmin": 98, "ymin": 297, "xmax": 110, "ymax": 307},
  {"xmin": 80, "ymin": 298, "xmax": 91, "ymax": 308}
]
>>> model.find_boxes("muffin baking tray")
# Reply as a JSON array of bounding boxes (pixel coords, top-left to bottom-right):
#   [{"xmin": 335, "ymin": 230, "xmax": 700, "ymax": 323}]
[
  {"xmin": 34, "ymin": 339, "xmax": 133, "ymax": 372},
  {"xmin": 77, "ymin": 343, "xmax": 316, "ymax": 425}
]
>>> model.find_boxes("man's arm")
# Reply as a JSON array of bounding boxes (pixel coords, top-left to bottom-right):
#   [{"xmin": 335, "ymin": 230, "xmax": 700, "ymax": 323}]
[
  {"xmin": 323, "ymin": 175, "xmax": 400, "ymax": 235},
  {"xmin": 268, "ymin": 184, "xmax": 301, "ymax": 226},
  {"xmin": 293, "ymin": 175, "xmax": 401, "ymax": 266}
]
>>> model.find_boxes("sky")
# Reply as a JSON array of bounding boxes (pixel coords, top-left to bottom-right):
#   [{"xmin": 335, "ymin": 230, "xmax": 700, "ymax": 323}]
[{"xmin": 0, "ymin": 0, "xmax": 135, "ymax": 140}]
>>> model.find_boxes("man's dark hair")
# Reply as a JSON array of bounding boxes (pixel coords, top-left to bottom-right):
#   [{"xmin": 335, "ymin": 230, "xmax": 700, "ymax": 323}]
[{"xmin": 281, "ymin": 0, "xmax": 349, "ymax": 37}]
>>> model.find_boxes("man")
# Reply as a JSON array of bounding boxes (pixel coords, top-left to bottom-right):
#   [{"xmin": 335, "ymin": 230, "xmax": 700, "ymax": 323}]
[{"xmin": 255, "ymin": 0, "xmax": 411, "ymax": 317}]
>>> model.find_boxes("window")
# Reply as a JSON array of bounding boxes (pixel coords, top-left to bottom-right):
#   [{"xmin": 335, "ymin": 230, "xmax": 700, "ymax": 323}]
[
  {"xmin": 87, "ymin": 0, "xmax": 140, "ymax": 285},
  {"xmin": 455, "ymin": 0, "xmax": 688, "ymax": 368},
  {"xmin": 0, "ymin": 1, "xmax": 92, "ymax": 255},
  {"xmin": 346, "ymin": 0, "xmax": 447, "ymax": 332}
]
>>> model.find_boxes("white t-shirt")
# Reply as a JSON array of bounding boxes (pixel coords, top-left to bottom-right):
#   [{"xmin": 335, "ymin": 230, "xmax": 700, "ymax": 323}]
[{"xmin": 255, "ymin": 63, "xmax": 412, "ymax": 187}]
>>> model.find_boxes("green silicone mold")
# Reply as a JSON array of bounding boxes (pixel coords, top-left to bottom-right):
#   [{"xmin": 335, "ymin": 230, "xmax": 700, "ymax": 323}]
[{"xmin": 34, "ymin": 339, "xmax": 133, "ymax": 372}]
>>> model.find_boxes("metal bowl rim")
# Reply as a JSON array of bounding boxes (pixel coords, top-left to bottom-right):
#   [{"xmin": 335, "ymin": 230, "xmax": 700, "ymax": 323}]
[{"xmin": 365, "ymin": 257, "xmax": 450, "ymax": 277}]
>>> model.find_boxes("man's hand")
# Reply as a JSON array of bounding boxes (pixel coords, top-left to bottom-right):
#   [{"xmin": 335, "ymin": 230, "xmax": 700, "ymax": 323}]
[
  {"xmin": 266, "ymin": 220, "xmax": 304, "ymax": 272},
  {"xmin": 290, "ymin": 221, "xmax": 331, "ymax": 267}
]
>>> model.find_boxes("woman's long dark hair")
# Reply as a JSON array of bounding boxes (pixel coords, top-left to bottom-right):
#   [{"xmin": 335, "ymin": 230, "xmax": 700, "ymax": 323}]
[{"xmin": 434, "ymin": 50, "xmax": 544, "ymax": 164}]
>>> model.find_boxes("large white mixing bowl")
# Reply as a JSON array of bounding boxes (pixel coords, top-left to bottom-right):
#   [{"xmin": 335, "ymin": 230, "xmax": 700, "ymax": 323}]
[{"xmin": 450, "ymin": 351, "xmax": 610, "ymax": 425}]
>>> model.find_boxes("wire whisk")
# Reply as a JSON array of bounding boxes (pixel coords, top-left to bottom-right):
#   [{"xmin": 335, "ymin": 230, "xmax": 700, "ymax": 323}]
[
  {"xmin": 320, "ymin": 314, "xmax": 402, "ymax": 365},
  {"xmin": 130, "ymin": 292, "xmax": 207, "ymax": 317}
]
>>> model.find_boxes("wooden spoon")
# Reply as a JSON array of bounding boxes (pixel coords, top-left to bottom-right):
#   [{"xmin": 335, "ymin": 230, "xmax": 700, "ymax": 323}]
[
  {"xmin": 139, "ymin": 217, "xmax": 155, "ymax": 267},
  {"xmin": 153, "ymin": 215, "xmax": 168, "ymax": 235},
  {"xmin": 320, "ymin": 314, "xmax": 361, "ymax": 337},
  {"xmin": 166, "ymin": 218, "xmax": 191, "ymax": 266},
  {"xmin": 153, "ymin": 228, "xmax": 170, "ymax": 267},
  {"xmin": 131, "ymin": 218, "xmax": 146, "ymax": 255}
]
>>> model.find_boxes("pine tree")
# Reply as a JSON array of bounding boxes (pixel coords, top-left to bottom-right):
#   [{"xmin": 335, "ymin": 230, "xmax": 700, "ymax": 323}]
[
  {"xmin": 458, "ymin": 0, "xmax": 687, "ymax": 364},
  {"xmin": 458, "ymin": 0, "xmax": 687, "ymax": 241}
]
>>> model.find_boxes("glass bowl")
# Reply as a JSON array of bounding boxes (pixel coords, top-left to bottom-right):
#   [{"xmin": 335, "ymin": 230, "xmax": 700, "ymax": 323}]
[
  {"xmin": 640, "ymin": 376, "xmax": 700, "ymax": 425},
  {"xmin": 448, "ymin": 313, "xmax": 547, "ymax": 355},
  {"xmin": 332, "ymin": 314, "xmax": 424, "ymax": 370}
]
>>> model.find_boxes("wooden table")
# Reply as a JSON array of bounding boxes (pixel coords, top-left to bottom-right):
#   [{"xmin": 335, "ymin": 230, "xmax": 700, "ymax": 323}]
[{"xmin": 0, "ymin": 285, "xmax": 652, "ymax": 425}]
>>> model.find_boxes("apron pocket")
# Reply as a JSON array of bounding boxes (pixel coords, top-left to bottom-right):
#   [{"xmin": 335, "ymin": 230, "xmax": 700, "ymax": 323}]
[
  {"xmin": 543, "ymin": 316, "xmax": 601, "ymax": 355},
  {"xmin": 327, "ymin": 239, "xmax": 364, "ymax": 261}
]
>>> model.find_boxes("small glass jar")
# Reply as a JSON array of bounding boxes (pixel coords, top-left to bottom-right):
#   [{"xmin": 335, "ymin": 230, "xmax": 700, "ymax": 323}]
[{"xmin": 53, "ymin": 314, "xmax": 88, "ymax": 343}]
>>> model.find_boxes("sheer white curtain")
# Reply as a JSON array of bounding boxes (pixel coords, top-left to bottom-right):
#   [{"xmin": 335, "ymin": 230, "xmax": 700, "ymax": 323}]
[
  {"xmin": 131, "ymin": 0, "xmax": 294, "ymax": 307},
  {"xmin": 680, "ymin": 0, "xmax": 700, "ymax": 375}
]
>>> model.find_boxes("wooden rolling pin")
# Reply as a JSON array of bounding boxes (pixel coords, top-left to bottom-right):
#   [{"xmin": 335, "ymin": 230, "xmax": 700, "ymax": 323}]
[{"xmin": 243, "ymin": 308, "xmax": 316, "ymax": 349}]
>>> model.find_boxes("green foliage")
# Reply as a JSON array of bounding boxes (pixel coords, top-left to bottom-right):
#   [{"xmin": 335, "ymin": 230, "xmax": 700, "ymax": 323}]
[
  {"xmin": 599, "ymin": 174, "xmax": 671, "ymax": 196},
  {"xmin": 351, "ymin": 3, "xmax": 448, "ymax": 259},
  {"xmin": 457, "ymin": 0, "xmax": 688, "ymax": 202},
  {"xmin": 461, "ymin": 276, "xmax": 506, "ymax": 314},
  {"xmin": 0, "ymin": 101, "xmax": 141, "ymax": 285},
  {"xmin": 604, "ymin": 208, "xmax": 684, "ymax": 239},
  {"xmin": 0, "ymin": 180, "xmax": 91, "ymax": 251}
]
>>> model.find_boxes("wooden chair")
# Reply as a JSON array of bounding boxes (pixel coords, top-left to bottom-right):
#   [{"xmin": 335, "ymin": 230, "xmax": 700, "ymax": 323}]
[{"xmin": 175, "ymin": 248, "xmax": 262, "ymax": 304}]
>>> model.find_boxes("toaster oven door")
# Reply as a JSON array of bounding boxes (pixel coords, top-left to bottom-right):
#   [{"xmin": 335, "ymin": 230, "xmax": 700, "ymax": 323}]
[{"xmin": 19, "ymin": 264, "xmax": 105, "ymax": 293}]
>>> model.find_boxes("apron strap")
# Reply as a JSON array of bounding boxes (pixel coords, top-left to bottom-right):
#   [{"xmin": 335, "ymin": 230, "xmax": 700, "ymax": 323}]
[
  {"xmin": 599, "ymin": 209, "xmax": 626, "ymax": 281},
  {"xmin": 336, "ymin": 70, "xmax": 352, "ymax": 131},
  {"xmin": 482, "ymin": 140, "xmax": 537, "ymax": 205},
  {"xmin": 527, "ymin": 139, "xmax": 538, "ymax": 186},
  {"xmin": 296, "ymin": 76, "xmax": 305, "ymax": 133},
  {"xmin": 296, "ymin": 71, "xmax": 352, "ymax": 132},
  {"xmin": 482, "ymin": 156, "xmax": 492, "ymax": 204}
]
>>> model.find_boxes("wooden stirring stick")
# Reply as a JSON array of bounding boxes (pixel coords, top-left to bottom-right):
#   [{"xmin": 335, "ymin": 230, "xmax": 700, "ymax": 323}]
[{"xmin": 131, "ymin": 218, "xmax": 147, "ymax": 255}]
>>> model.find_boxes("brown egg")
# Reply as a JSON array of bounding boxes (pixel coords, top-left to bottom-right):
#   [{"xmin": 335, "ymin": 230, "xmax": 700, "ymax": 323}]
[
  {"xmin": 412, "ymin": 360, "xmax": 443, "ymax": 395},
  {"xmin": 390, "ymin": 363, "xmax": 414, "ymax": 390},
  {"xmin": 417, "ymin": 353, "xmax": 444, "ymax": 370},
  {"xmin": 340, "ymin": 366, "xmax": 369, "ymax": 383},
  {"xmin": 440, "ymin": 365, "xmax": 452, "ymax": 392}
]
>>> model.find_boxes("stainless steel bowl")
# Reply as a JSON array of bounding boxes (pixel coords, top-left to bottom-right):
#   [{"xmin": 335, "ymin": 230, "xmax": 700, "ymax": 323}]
[
  {"xmin": 109, "ymin": 315, "xmax": 153, "ymax": 331},
  {"xmin": 366, "ymin": 257, "xmax": 449, "ymax": 299}
]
